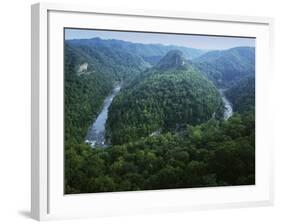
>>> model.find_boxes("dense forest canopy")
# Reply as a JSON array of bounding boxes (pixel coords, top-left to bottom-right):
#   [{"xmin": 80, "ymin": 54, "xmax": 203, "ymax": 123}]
[
  {"xmin": 64, "ymin": 35, "xmax": 255, "ymax": 194},
  {"xmin": 107, "ymin": 51, "xmax": 224, "ymax": 145},
  {"xmin": 66, "ymin": 113, "xmax": 255, "ymax": 193}
]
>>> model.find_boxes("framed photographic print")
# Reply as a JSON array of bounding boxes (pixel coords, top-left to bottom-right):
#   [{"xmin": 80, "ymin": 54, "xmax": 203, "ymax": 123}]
[{"xmin": 31, "ymin": 2, "xmax": 274, "ymax": 221}]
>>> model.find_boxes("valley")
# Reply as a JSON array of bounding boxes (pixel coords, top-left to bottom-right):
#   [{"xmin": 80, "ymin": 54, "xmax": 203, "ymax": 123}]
[{"xmin": 64, "ymin": 34, "xmax": 255, "ymax": 194}]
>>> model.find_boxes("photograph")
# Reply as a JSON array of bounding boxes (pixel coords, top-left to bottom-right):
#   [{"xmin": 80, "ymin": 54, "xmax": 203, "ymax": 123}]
[{"xmin": 64, "ymin": 28, "xmax": 255, "ymax": 194}]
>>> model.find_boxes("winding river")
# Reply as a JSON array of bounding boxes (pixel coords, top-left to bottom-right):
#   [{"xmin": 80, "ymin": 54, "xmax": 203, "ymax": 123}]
[
  {"xmin": 219, "ymin": 89, "xmax": 233, "ymax": 120},
  {"xmin": 85, "ymin": 84, "xmax": 121, "ymax": 148},
  {"xmin": 85, "ymin": 84, "xmax": 232, "ymax": 148}
]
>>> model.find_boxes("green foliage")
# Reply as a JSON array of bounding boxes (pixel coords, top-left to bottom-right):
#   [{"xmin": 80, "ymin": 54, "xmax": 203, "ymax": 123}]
[{"xmin": 65, "ymin": 112, "xmax": 255, "ymax": 194}]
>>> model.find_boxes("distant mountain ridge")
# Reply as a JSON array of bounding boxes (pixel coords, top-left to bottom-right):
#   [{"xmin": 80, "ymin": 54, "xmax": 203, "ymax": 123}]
[
  {"xmin": 193, "ymin": 47, "xmax": 255, "ymax": 88},
  {"xmin": 66, "ymin": 37, "xmax": 206, "ymax": 66},
  {"xmin": 66, "ymin": 38, "xmax": 255, "ymax": 89}
]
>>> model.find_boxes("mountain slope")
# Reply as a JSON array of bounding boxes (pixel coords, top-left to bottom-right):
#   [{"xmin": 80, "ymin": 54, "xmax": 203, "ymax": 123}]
[
  {"xmin": 66, "ymin": 38, "xmax": 151, "ymax": 80},
  {"xmin": 106, "ymin": 51, "xmax": 224, "ymax": 145},
  {"xmin": 225, "ymin": 76, "xmax": 255, "ymax": 113},
  {"xmin": 64, "ymin": 37, "xmax": 154, "ymax": 142},
  {"xmin": 193, "ymin": 47, "xmax": 255, "ymax": 88},
  {"xmin": 64, "ymin": 44, "xmax": 115, "ymax": 143}
]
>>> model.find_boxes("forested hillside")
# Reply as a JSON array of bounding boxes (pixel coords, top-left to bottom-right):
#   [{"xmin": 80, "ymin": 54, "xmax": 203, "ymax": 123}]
[
  {"xmin": 66, "ymin": 38, "xmax": 151, "ymax": 80},
  {"xmin": 107, "ymin": 51, "xmax": 224, "ymax": 145},
  {"xmin": 64, "ymin": 44, "xmax": 114, "ymax": 143},
  {"xmin": 64, "ymin": 39, "xmax": 152, "ymax": 143},
  {"xmin": 225, "ymin": 76, "xmax": 255, "ymax": 113},
  {"xmin": 193, "ymin": 47, "xmax": 255, "ymax": 88}
]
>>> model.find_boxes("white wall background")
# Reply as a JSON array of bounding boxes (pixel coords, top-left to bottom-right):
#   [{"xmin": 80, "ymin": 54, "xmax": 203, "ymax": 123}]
[{"xmin": 0, "ymin": 0, "xmax": 280, "ymax": 223}]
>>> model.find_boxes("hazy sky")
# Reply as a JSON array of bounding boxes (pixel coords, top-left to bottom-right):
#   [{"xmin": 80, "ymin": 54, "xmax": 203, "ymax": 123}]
[{"xmin": 65, "ymin": 28, "xmax": 255, "ymax": 50}]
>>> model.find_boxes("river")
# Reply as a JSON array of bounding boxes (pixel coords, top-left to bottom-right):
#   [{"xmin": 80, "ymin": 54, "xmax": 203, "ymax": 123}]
[
  {"xmin": 219, "ymin": 89, "xmax": 233, "ymax": 120},
  {"xmin": 85, "ymin": 84, "xmax": 121, "ymax": 148},
  {"xmin": 85, "ymin": 84, "xmax": 232, "ymax": 148}
]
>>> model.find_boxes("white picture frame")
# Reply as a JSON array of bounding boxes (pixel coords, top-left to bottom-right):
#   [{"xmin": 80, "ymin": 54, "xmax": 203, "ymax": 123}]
[{"xmin": 31, "ymin": 2, "xmax": 274, "ymax": 221}]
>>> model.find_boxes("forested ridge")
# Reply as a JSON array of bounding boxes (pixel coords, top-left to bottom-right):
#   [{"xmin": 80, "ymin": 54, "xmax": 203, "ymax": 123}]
[
  {"xmin": 193, "ymin": 47, "xmax": 255, "ymax": 88},
  {"xmin": 64, "ymin": 37, "xmax": 255, "ymax": 194},
  {"xmin": 68, "ymin": 37, "xmax": 205, "ymax": 64},
  {"xmin": 107, "ymin": 51, "xmax": 224, "ymax": 145}
]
